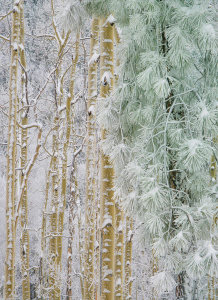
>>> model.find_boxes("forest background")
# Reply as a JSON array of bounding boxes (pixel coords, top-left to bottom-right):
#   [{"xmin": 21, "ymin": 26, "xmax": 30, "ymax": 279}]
[{"xmin": 0, "ymin": 0, "xmax": 217, "ymax": 299}]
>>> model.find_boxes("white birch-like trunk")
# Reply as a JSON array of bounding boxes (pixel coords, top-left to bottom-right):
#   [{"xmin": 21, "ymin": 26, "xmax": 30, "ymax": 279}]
[{"xmin": 5, "ymin": 2, "xmax": 20, "ymax": 298}]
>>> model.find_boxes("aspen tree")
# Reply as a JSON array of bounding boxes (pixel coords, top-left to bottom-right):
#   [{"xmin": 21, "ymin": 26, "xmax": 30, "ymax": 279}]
[
  {"xmin": 40, "ymin": 159, "xmax": 52, "ymax": 299},
  {"xmin": 124, "ymin": 217, "xmax": 133, "ymax": 300},
  {"xmin": 5, "ymin": 1, "xmax": 20, "ymax": 298},
  {"xmin": 78, "ymin": 211, "xmax": 85, "ymax": 299},
  {"xmin": 48, "ymin": 3, "xmax": 60, "ymax": 296},
  {"xmin": 94, "ymin": 138, "xmax": 101, "ymax": 299},
  {"xmin": 48, "ymin": 2, "xmax": 71, "ymax": 296},
  {"xmin": 92, "ymin": 122, "xmax": 101, "ymax": 299},
  {"xmin": 48, "ymin": 40, "xmax": 68, "ymax": 300},
  {"xmin": 208, "ymin": 147, "xmax": 217, "ymax": 300},
  {"xmin": 151, "ymin": 247, "xmax": 158, "ymax": 300},
  {"xmin": 66, "ymin": 157, "xmax": 78, "ymax": 300},
  {"xmin": 48, "ymin": 113, "xmax": 60, "ymax": 299},
  {"xmin": 115, "ymin": 203, "xmax": 124, "ymax": 300},
  {"xmin": 39, "ymin": 2, "xmax": 72, "ymax": 294},
  {"xmin": 57, "ymin": 33, "xmax": 80, "ymax": 300},
  {"xmin": 66, "ymin": 51, "xmax": 81, "ymax": 298},
  {"xmin": 57, "ymin": 31, "xmax": 80, "ymax": 274},
  {"xmin": 84, "ymin": 18, "xmax": 99, "ymax": 300},
  {"xmin": 19, "ymin": 1, "xmax": 31, "ymax": 298},
  {"xmin": 99, "ymin": 16, "xmax": 115, "ymax": 300},
  {"xmin": 113, "ymin": 26, "xmax": 124, "ymax": 300}
]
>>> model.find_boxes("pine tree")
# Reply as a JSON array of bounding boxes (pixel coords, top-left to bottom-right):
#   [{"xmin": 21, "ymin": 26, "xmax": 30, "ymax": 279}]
[{"xmin": 95, "ymin": 0, "xmax": 217, "ymax": 298}]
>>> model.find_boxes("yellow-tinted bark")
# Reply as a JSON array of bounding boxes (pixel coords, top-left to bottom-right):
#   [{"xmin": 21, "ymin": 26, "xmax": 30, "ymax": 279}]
[
  {"xmin": 20, "ymin": 118, "xmax": 30, "ymax": 300},
  {"xmin": 40, "ymin": 159, "xmax": 52, "ymax": 298},
  {"xmin": 115, "ymin": 202, "xmax": 124, "ymax": 300},
  {"xmin": 57, "ymin": 33, "xmax": 80, "ymax": 278},
  {"xmin": 99, "ymin": 17, "xmax": 115, "ymax": 300},
  {"xmin": 5, "ymin": 2, "xmax": 20, "ymax": 298},
  {"xmin": 208, "ymin": 149, "xmax": 217, "ymax": 300},
  {"xmin": 94, "ymin": 134, "xmax": 101, "ymax": 299},
  {"xmin": 114, "ymin": 26, "xmax": 124, "ymax": 300},
  {"xmin": 49, "ymin": 115, "xmax": 59, "ymax": 300},
  {"xmin": 124, "ymin": 217, "xmax": 133, "ymax": 300},
  {"xmin": 66, "ymin": 85, "xmax": 79, "ymax": 300},
  {"xmin": 151, "ymin": 247, "xmax": 158, "ymax": 300},
  {"xmin": 47, "ymin": 8, "xmax": 70, "ymax": 296},
  {"xmin": 78, "ymin": 212, "xmax": 85, "ymax": 299},
  {"xmin": 84, "ymin": 18, "xmax": 99, "ymax": 300},
  {"xmin": 19, "ymin": 2, "xmax": 31, "ymax": 298},
  {"xmin": 66, "ymin": 165, "xmax": 77, "ymax": 300}
]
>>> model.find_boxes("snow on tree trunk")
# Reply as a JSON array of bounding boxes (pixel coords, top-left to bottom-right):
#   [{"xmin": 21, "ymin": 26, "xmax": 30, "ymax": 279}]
[
  {"xmin": 208, "ymin": 142, "xmax": 217, "ymax": 300},
  {"xmin": 48, "ymin": 114, "xmax": 60, "ymax": 300},
  {"xmin": 124, "ymin": 217, "xmax": 133, "ymax": 300},
  {"xmin": 115, "ymin": 202, "xmax": 124, "ymax": 300},
  {"xmin": 5, "ymin": 1, "xmax": 20, "ymax": 298},
  {"xmin": 57, "ymin": 32, "xmax": 80, "ymax": 293},
  {"xmin": 114, "ymin": 28, "xmax": 125, "ymax": 300},
  {"xmin": 66, "ymin": 109, "xmax": 78, "ymax": 300},
  {"xmin": 18, "ymin": 2, "xmax": 31, "ymax": 299},
  {"xmin": 99, "ymin": 16, "xmax": 115, "ymax": 300},
  {"xmin": 84, "ymin": 18, "xmax": 99, "ymax": 300}
]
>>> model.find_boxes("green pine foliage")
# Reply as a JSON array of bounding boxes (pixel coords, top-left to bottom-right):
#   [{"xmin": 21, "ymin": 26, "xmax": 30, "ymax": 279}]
[{"xmin": 86, "ymin": 0, "xmax": 218, "ymax": 298}]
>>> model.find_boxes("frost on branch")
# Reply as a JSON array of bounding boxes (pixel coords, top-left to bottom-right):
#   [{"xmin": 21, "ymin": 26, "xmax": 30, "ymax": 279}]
[
  {"xmin": 60, "ymin": 0, "xmax": 86, "ymax": 32},
  {"xmin": 150, "ymin": 271, "xmax": 176, "ymax": 295}
]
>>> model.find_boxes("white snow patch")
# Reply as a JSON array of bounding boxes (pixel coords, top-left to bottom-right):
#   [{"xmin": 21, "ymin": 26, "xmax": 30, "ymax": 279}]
[{"xmin": 88, "ymin": 52, "xmax": 100, "ymax": 66}]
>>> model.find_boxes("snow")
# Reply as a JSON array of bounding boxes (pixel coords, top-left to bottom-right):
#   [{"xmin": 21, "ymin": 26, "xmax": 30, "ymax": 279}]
[
  {"xmin": 0, "ymin": 2, "xmax": 216, "ymax": 299},
  {"xmin": 19, "ymin": 43, "xmax": 24, "ymax": 51},
  {"xmin": 187, "ymin": 139, "xmax": 201, "ymax": 155},
  {"xmin": 102, "ymin": 217, "xmax": 112, "ymax": 228},
  {"xmin": 106, "ymin": 15, "xmax": 116, "ymax": 25},
  {"xmin": 12, "ymin": 42, "xmax": 18, "ymax": 51},
  {"xmin": 101, "ymin": 71, "xmax": 112, "ymax": 86},
  {"xmin": 201, "ymin": 23, "xmax": 215, "ymax": 39},
  {"xmin": 88, "ymin": 105, "xmax": 95, "ymax": 115},
  {"xmin": 116, "ymin": 278, "xmax": 121, "ymax": 286},
  {"xmin": 88, "ymin": 52, "xmax": 100, "ymax": 66}
]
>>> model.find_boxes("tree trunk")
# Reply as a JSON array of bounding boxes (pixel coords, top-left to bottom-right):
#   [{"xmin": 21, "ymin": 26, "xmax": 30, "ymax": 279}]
[
  {"xmin": 84, "ymin": 18, "xmax": 99, "ymax": 300},
  {"xmin": 66, "ymin": 113, "xmax": 78, "ymax": 300},
  {"xmin": 208, "ymin": 147, "xmax": 217, "ymax": 300},
  {"xmin": 49, "ymin": 115, "xmax": 59, "ymax": 300},
  {"xmin": 40, "ymin": 159, "xmax": 52, "ymax": 299},
  {"xmin": 5, "ymin": 2, "xmax": 20, "ymax": 298},
  {"xmin": 99, "ymin": 16, "xmax": 115, "ymax": 300},
  {"xmin": 114, "ymin": 26, "xmax": 124, "ymax": 300},
  {"xmin": 57, "ymin": 32, "xmax": 80, "ymax": 293},
  {"xmin": 19, "ymin": 2, "xmax": 31, "ymax": 298},
  {"xmin": 115, "ymin": 202, "xmax": 124, "ymax": 300},
  {"xmin": 124, "ymin": 217, "xmax": 133, "ymax": 300},
  {"xmin": 151, "ymin": 246, "xmax": 158, "ymax": 300}
]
